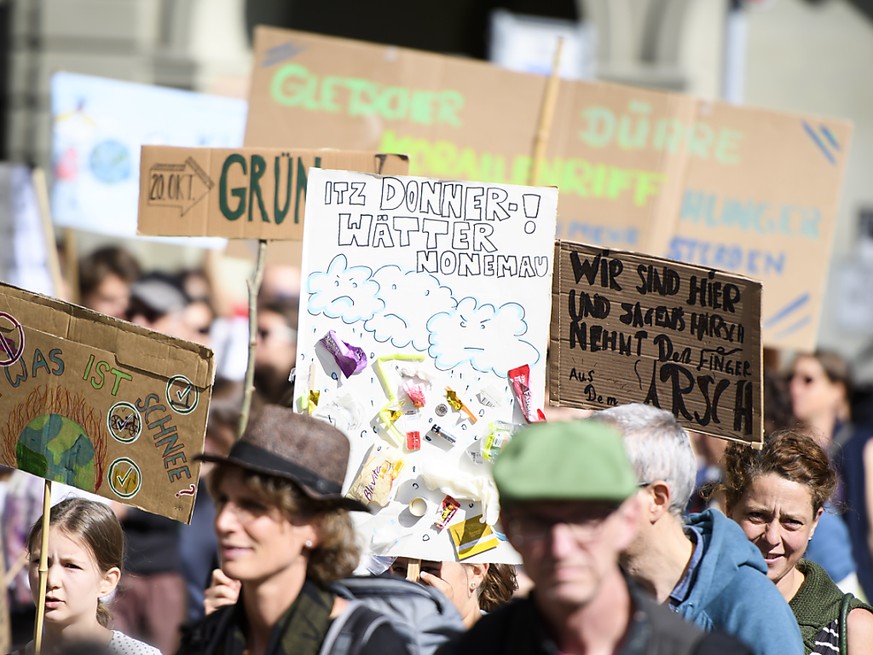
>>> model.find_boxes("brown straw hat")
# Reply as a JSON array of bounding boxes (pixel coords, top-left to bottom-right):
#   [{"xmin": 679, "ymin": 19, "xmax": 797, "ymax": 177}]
[{"xmin": 197, "ymin": 405, "xmax": 368, "ymax": 512}]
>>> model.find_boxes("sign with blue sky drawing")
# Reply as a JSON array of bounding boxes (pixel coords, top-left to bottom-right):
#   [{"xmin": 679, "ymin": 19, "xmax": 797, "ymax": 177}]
[{"xmin": 293, "ymin": 168, "xmax": 557, "ymax": 563}]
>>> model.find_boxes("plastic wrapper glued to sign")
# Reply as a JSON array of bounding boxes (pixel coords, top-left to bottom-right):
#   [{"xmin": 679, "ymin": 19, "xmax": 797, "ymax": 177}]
[
  {"xmin": 294, "ymin": 169, "xmax": 558, "ymax": 563},
  {"xmin": 0, "ymin": 282, "xmax": 214, "ymax": 523},
  {"xmin": 549, "ymin": 240, "xmax": 763, "ymax": 446}
]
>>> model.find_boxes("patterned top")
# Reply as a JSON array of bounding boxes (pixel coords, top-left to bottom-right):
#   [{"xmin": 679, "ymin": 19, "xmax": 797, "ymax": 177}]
[{"xmin": 8, "ymin": 630, "xmax": 161, "ymax": 655}]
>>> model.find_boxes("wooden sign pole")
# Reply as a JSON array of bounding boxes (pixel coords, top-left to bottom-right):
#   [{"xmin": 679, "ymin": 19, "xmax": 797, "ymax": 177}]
[
  {"xmin": 238, "ymin": 239, "xmax": 268, "ymax": 437},
  {"xmin": 32, "ymin": 480, "xmax": 52, "ymax": 654}
]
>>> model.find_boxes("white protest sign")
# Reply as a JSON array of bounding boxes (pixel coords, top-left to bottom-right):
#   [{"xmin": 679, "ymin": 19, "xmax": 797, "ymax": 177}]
[
  {"xmin": 294, "ymin": 169, "xmax": 558, "ymax": 563},
  {"xmin": 0, "ymin": 164, "xmax": 56, "ymax": 296}
]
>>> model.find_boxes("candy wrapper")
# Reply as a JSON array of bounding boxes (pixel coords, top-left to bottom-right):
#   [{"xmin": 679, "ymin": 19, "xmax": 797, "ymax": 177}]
[
  {"xmin": 434, "ymin": 495, "xmax": 460, "ymax": 530},
  {"xmin": 320, "ymin": 330, "xmax": 367, "ymax": 377},
  {"xmin": 448, "ymin": 514, "xmax": 499, "ymax": 560},
  {"xmin": 311, "ymin": 389, "xmax": 366, "ymax": 433},
  {"xmin": 402, "ymin": 380, "xmax": 427, "ymax": 408},
  {"xmin": 481, "ymin": 421, "xmax": 514, "ymax": 462},
  {"xmin": 347, "ymin": 446, "xmax": 405, "ymax": 508},
  {"xmin": 508, "ymin": 364, "xmax": 546, "ymax": 423},
  {"xmin": 445, "ymin": 387, "xmax": 478, "ymax": 423}
]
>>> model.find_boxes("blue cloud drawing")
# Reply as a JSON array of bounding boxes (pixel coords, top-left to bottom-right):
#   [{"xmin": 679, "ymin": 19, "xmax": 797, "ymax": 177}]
[
  {"xmin": 426, "ymin": 297, "xmax": 539, "ymax": 375},
  {"xmin": 306, "ymin": 254, "xmax": 384, "ymax": 324},
  {"xmin": 364, "ymin": 266, "xmax": 456, "ymax": 351}
]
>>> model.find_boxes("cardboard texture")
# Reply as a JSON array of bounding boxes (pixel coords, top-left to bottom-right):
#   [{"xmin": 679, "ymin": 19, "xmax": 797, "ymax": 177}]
[
  {"xmin": 245, "ymin": 26, "xmax": 852, "ymax": 351},
  {"xmin": 138, "ymin": 146, "xmax": 409, "ymax": 240},
  {"xmin": 294, "ymin": 168, "xmax": 558, "ymax": 563},
  {"xmin": 550, "ymin": 240, "xmax": 763, "ymax": 446},
  {"xmin": 0, "ymin": 282, "xmax": 214, "ymax": 523}
]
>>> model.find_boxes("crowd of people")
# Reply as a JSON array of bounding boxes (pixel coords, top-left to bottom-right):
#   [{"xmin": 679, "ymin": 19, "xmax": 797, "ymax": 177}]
[{"xmin": 4, "ymin": 244, "xmax": 873, "ymax": 654}]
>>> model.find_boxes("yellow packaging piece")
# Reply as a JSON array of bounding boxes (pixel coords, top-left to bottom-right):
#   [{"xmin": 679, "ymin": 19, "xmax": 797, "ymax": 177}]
[
  {"xmin": 347, "ymin": 446, "xmax": 404, "ymax": 508},
  {"xmin": 448, "ymin": 514, "xmax": 499, "ymax": 560}
]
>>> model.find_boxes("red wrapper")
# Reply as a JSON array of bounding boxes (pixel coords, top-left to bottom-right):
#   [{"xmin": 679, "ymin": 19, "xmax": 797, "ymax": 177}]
[
  {"xmin": 406, "ymin": 430, "xmax": 421, "ymax": 451},
  {"xmin": 434, "ymin": 495, "xmax": 460, "ymax": 530},
  {"xmin": 508, "ymin": 364, "xmax": 546, "ymax": 423},
  {"xmin": 402, "ymin": 381, "xmax": 427, "ymax": 408}
]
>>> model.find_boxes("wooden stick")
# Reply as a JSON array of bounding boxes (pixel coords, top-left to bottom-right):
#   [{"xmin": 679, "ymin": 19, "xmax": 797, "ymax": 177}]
[
  {"xmin": 238, "ymin": 239, "xmax": 268, "ymax": 438},
  {"xmin": 405, "ymin": 559, "xmax": 421, "ymax": 583},
  {"xmin": 62, "ymin": 229, "xmax": 79, "ymax": 305},
  {"xmin": 31, "ymin": 168, "xmax": 64, "ymax": 299},
  {"xmin": 528, "ymin": 37, "xmax": 565, "ymax": 187},
  {"xmin": 33, "ymin": 479, "xmax": 52, "ymax": 654}
]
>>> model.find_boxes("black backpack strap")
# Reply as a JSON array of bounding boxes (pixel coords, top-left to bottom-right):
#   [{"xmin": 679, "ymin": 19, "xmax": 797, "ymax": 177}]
[{"xmin": 319, "ymin": 600, "xmax": 390, "ymax": 655}]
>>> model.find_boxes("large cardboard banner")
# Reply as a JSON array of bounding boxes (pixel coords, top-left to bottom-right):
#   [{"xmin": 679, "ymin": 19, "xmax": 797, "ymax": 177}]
[
  {"xmin": 245, "ymin": 27, "xmax": 851, "ymax": 351},
  {"xmin": 0, "ymin": 282, "xmax": 214, "ymax": 523},
  {"xmin": 138, "ymin": 146, "xmax": 408, "ymax": 240},
  {"xmin": 550, "ymin": 241, "xmax": 763, "ymax": 446},
  {"xmin": 295, "ymin": 168, "xmax": 558, "ymax": 562}
]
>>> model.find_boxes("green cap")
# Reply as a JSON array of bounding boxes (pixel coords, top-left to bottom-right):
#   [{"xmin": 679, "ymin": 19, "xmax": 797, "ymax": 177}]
[{"xmin": 493, "ymin": 420, "xmax": 638, "ymax": 503}]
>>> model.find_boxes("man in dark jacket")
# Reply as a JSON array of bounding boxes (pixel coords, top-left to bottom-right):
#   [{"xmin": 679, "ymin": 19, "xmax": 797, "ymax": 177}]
[{"xmin": 448, "ymin": 420, "xmax": 750, "ymax": 655}]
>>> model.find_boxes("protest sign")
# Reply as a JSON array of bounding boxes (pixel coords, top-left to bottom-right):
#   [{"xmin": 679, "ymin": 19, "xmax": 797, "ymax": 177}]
[
  {"xmin": 244, "ymin": 27, "xmax": 851, "ymax": 351},
  {"xmin": 0, "ymin": 282, "xmax": 214, "ymax": 523},
  {"xmin": 51, "ymin": 72, "xmax": 245, "ymax": 246},
  {"xmin": 0, "ymin": 164, "xmax": 57, "ymax": 297},
  {"xmin": 294, "ymin": 168, "xmax": 558, "ymax": 562},
  {"xmin": 138, "ymin": 146, "xmax": 408, "ymax": 240},
  {"xmin": 550, "ymin": 240, "xmax": 762, "ymax": 445}
]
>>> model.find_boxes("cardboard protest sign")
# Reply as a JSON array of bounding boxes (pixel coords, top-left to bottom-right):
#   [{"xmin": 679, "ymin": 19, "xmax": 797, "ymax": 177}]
[
  {"xmin": 244, "ymin": 27, "xmax": 851, "ymax": 351},
  {"xmin": 294, "ymin": 168, "xmax": 558, "ymax": 562},
  {"xmin": 138, "ymin": 147, "xmax": 409, "ymax": 240},
  {"xmin": 668, "ymin": 107, "xmax": 851, "ymax": 352},
  {"xmin": 0, "ymin": 164, "xmax": 57, "ymax": 297},
  {"xmin": 0, "ymin": 282, "xmax": 214, "ymax": 523},
  {"xmin": 550, "ymin": 241, "xmax": 762, "ymax": 446}
]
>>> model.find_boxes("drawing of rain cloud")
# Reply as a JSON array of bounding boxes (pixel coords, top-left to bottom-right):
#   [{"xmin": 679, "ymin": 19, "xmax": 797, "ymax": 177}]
[
  {"xmin": 306, "ymin": 254, "xmax": 384, "ymax": 324},
  {"xmin": 364, "ymin": 266, "xmax": 456, "ymax": 351},
  {"xmin": 426, "ymin": 297, "xmax": 539, "ymax": 375}
]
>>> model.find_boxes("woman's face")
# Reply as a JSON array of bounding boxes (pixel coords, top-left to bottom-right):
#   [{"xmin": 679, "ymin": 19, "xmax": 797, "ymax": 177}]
[
  {"xmin": 213, "ymin": 467, "xmax": 318, "ymax": 586},
  {"xmin": 390, "ymin": 558, "xmax": 485, "ymax": 627},
  {"xmin": 729, "ymin": 473, "xmax": 821, "ymax": 592},
  {"xmin": 789, "ymin": 356, "xmax": 844, "ymax": 424}
]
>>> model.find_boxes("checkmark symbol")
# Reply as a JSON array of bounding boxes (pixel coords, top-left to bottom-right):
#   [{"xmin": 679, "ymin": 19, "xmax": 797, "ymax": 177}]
[
  {"xmin": 176, "ymin": 386, "xmax": 192, "ymax": 404},
  {"xmin": 116, "ymin": 467, "xmax": 134, "ymax": 488}
]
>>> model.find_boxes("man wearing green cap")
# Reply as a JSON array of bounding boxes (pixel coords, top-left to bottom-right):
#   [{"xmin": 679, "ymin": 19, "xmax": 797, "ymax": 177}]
[{"xmin": 445, "ymin": 420, "xmax": 750, "ymax": 655}]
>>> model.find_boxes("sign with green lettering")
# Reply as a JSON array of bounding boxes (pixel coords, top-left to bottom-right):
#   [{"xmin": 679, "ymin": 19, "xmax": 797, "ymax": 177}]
[
  {"xmin": 137, "ymin": 146, "xmax": 408, "ymax": 240},
  {"xmin": 245, "ymin": 27, "xmax": 851, "ymax": 352},
  {"xmin": 0, "ymin": 281, "xmax": 214, "ymax": 523},
  {"xmin": 550, "ymin": 240, "xmax": 762, "ymax": 445}
]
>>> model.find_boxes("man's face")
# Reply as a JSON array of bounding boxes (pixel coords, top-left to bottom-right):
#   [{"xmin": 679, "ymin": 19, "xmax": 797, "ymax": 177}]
[
  {"xmin": 504, "ymin": 498, "xmax": 639, "ymax": 610},
  {"xmin": 255, "ymin": 310, "xmax": 297, "ymax": 376}
]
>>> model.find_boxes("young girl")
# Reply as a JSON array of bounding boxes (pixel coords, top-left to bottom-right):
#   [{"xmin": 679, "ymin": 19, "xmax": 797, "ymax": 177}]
[{"xmin": 10, "ymin": 497, "xmax": 160, "ymax": 655}]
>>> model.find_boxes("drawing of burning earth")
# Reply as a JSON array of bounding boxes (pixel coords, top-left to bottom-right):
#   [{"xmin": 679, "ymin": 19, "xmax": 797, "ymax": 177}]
[{"xmin": 3, "ymin": 386, "xmax": 107, "ymax": 491}]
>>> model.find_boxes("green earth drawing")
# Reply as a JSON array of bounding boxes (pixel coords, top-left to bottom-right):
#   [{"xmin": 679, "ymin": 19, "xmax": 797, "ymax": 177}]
[{"xmin": 16, "ymin": 413, "xmax": 98, "ymax": 491}]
